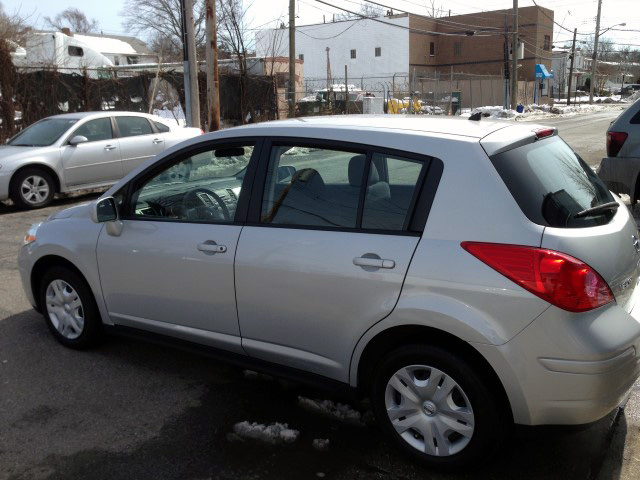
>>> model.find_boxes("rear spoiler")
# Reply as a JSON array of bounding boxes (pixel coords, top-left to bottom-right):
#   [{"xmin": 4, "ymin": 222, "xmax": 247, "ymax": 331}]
[{"xmin": 480, "ymin": 125, "xmax": 558, "ymax": 157}]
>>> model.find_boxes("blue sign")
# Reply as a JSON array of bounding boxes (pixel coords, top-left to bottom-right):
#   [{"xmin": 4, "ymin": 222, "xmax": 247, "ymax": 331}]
[{"xmin": 535, "ymin": 64, "xmax": 554, "ymax": 79}]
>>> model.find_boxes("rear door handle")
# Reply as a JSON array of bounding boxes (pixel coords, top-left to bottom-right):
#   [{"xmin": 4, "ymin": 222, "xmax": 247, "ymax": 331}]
[
  {"xmin": 152, "ymin": 138, "xmax": 163, "ymax": 144},
  {"xmin": 353, "ymin": 257, "xmax": 395, "ymax": 269},
  {"xmin": 104, "ymin": 145, "xmax": 117, "ymax": 151},
  {"xmin": 197, "ymin": 241, "xmax": 227, "ymax": 254}
]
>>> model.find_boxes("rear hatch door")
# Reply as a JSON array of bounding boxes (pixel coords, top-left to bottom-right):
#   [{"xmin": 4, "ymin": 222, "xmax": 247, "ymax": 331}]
[{"xmin": 488, "ymin": 133, "xmax": 640, "ymax": 312}]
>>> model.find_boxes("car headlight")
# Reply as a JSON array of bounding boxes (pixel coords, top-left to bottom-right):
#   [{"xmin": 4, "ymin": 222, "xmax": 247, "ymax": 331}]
[{"xmin": 23, "ymin": 222, "xmax": 42, "ymax": 245}]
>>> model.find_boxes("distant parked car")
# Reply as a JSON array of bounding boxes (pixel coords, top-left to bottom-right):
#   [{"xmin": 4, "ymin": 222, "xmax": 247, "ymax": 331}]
[
  {"xmin": 621, "ymin": 84, "xmax": 640, "ymax": 96},
  {"xmin": 0, "ymin": 112, "xmax": 202, "ymax": 209},
  {"xmin": 597, "ymin": 97, "xmax": 640, "ymax": 202},
  {"xmin": 19, "ymin": 116, "xmax": 640, "ymax": 469}
]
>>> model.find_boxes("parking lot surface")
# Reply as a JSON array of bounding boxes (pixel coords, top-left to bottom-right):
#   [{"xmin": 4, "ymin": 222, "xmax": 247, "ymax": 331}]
[{"xmin": 1, "ymin": 111, "xmax": 638, "ymax": 480}]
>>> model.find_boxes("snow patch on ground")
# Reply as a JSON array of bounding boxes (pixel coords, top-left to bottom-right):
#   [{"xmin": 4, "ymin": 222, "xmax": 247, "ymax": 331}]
[
  {"xmin": 462, "ymin": 102, "xmax": 624, "ymax": 121},
  {"xmin": 312, "ymin": 438, "xmax": 330, "ymax": 451},
  {"xmin": 231, "ymin": 421, "xmax": 300, "ymax": 444},
  {"xmin": 298, "ymin": 396, "xmax": 369, "ymax": 426}
]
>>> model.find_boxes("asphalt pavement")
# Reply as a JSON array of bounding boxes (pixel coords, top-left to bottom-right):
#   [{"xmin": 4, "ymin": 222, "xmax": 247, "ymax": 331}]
[{"xmin": 0, "ymin": 109, "xmax": 636, "ymax": 480}]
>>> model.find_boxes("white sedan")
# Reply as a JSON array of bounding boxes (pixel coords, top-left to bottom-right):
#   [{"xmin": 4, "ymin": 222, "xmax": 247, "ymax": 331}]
[{"xmin": 0, "ymin": 111, "xmax": 202, "ymax": 208}]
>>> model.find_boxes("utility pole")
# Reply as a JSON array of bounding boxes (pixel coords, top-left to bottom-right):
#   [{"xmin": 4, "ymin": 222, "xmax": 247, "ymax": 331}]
[
  {"xmin": 344, "ymin": 65, "xmax": 348, "ymax": 114},
  {"xmin": 288, "ymin": 0, "xmax": 296, "ymax": 118},
  {"xmin": 205, "ymin": 0, "xmax": 220, "ymax": 131},
  {"xmin": 182, "ymin": 0, "xmax": 200, "ymax": 128},
  {"xmin": 567, "ymin": 28, "xmax": 577, "ymax": 106},
  {"xmin": 510, "ymin": 0, "xmax": 518, "ymax": 111},
  {"xmin": 589, "ymin": 0, "xmax": 602, "ymax": 104}
]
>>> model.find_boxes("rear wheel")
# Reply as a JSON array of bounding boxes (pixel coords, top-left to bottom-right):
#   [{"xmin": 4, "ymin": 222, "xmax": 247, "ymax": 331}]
[
  {"xmin": 10, "ymin": 168, "xmax": 55, "ymax": 209},
  {"xmin": 39, "ymin": 266, "xmax": 102, "ymax": 349},
  {"xmin": 370, "ymin": 345, "xmax": 508, "ymax": 471}
]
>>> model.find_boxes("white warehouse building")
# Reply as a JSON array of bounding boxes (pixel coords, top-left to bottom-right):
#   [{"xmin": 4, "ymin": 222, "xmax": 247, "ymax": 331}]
[{"xmin": 255, "ymin": 15, "xmax": 410, "ymax": 92}]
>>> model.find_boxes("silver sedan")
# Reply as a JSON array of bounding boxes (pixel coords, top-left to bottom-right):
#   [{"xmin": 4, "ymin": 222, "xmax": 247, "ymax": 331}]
[{"xmin": 0, "ymin": 111, "xmax": 202, "ymax": 209}]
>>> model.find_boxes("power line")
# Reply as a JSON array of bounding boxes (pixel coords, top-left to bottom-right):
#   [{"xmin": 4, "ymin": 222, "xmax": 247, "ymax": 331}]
[
  {"xmin": 531, "ymin": 0, "xmax": 591, "ymax": 35},
  {"xmin": 312, "ymin": 0, "xmax": 505, "ymax": 36}
]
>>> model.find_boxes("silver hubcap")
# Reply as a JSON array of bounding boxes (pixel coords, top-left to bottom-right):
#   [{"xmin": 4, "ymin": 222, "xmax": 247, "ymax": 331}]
[
  {"xmin": 45, "ymin": 280, "xmax": 84, "ymax": 340},
  {"xmin": 385, "ymin": 365, "xmax": 475, "ymax": 457},
  {"xmin": 21, "ymin": 175, "xmax": 50, "ymax": 204}
]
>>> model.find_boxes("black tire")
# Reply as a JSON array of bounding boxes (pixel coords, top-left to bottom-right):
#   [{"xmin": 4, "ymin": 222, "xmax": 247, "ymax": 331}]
[
  {"xmin": 370, "ymin": 344, "xmax": 509, "ymax": 471},
  {"xmin": 39, "ymin": 266, "xmax": 103, "ymax": 349},
  {"xmin": 10, "ymin": 167, "xmax": 56, "ymax": 209}
]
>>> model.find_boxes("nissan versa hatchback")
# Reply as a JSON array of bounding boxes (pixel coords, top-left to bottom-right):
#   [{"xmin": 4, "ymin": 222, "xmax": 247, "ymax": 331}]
[{"xmin": 19, "ymin": 116, "xmax": 640, "ymax": 469}]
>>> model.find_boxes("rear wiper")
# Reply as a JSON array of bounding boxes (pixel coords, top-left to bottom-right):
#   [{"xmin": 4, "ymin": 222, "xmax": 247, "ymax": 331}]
[{"xmin": 573, "ymin": 201, "xmax": 619, "ymax": 219}]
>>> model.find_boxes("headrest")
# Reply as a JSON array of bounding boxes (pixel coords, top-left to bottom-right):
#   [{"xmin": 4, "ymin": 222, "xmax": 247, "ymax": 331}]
[
  {"xmin": 290, "ymin": 168, "xmax": 325, "ymax": 192},
  {"xmin": 348, "ymin": 155, "xmax": 380, "ymax": 187}
]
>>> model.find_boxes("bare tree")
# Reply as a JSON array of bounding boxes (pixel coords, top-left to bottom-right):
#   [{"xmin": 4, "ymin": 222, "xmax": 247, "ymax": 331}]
[
  {"xmin": 336, "ymin": 3, "xmax": 384, "ymax": 20},
  {"xmin": 218, "ymin": 0, "xmax": 253, "ymax": 122},
  {"xmin": 45, "ymin": 7, "xmax": 99, "ymax": 33},
  {"xmin": 0, "ymin": 2, "xmax": 30, "ymax": 44},
  {"xmin": 583, "ymin": 35, "xmax": 615, "ymax": 62},
  {"xmin": 149, "ymin": 33, "xmax": 183, "ymax": 63},
  {"xmin": 121, "ymin": 0, "xmax": 207, "ymax": 55}
]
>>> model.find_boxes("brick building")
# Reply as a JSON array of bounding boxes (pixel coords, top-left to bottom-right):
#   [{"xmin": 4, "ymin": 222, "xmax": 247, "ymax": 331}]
[{"xmin": 256, "ymin": 5, "xmax": 554, "ymax": 90}]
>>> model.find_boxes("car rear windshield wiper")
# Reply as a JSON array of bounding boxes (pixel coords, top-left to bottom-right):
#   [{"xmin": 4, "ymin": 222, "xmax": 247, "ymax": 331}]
[{"xmin": 572, "ymin": 201, "xmax": 619, "ymax": 219}]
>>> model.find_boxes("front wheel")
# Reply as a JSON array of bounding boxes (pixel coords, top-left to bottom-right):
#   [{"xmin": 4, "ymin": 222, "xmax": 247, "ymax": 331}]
[
  {"xmin": 39, "ymin": 267, "xmax": 103, "ymax": 349},
  {"xmin": 371, "ymin": 345, "xmax": 509, "ymax": 471},
  {"xmin": 10, "ymin": 168, "xmax": 56, "ymax": 209}
]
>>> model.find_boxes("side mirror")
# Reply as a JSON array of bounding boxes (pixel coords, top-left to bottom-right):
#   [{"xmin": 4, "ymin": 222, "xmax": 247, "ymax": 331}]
[
  {"xmin": 69, "ymin": 135, "xmax": 88, "ymax": 146},
  {"xmin": 92, "ymin": 197, "xmax": 118, "ymax": 223},
  {"xmin": 277, "ymin": 165, "xmax": 296, "ymax": 183}
]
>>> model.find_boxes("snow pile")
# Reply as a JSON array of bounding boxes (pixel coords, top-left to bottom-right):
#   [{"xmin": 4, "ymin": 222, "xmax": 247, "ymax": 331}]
[
  {"xmin": 283, "ymin": 146, "xmax": 313, "ymax": 156},
  {"xmin": 242, "ymin": 370, "xmax": 274, "ymax": 381},
  {"xmin": 312, "ymin": 438, "xmax": 330, "ymax": 451},
  {"xmin": 298, "ymin": 396, "xmax": 365, "ymax": 425},
  {"xmin": 470, "ymin": 106, "xmax": 518, "ymax": 119},
  {"xmin": 231, "ymin": 421, "xmax": 300, "ymax": 444},
  {"xmin": 630, "ymin": 90, "xmax": 640, "ymax": 102}
]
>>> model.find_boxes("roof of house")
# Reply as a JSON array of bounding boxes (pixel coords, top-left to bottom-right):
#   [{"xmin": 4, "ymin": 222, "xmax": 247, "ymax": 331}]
[{"xmin": 32, "ymin": 30, "xmax": 155, "ymax": 56}]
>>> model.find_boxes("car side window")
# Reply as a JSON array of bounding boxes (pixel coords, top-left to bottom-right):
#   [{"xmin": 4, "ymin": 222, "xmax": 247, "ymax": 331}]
[
  {"xmin": 70, "ymin": 118, "xmax": 113, "ymax": 143},
  {"xmin": 261, "ymin": 145, "xmax": 365, "ymax": 228},
  {"xmin": 154, "ymin": 121, "xmax": 171, "ymax": 133},
  {"xmin": 362, "ymin": 153, "xmax": 425, "ymax": 231},
  {"xmin": 128, "ymin": 145, "xmax": 254, "ymax": 223},
  {"xmin": 116, "ymin": 116, "xmax": 154, "ymax": 138}
]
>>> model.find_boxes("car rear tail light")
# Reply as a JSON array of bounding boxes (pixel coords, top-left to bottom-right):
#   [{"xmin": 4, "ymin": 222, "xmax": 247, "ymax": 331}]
[
  {"xmin": 461, "ymin": 242, "xmax": 614, "ymax": 312},
  {"xmin": 607, "ymin": 131, "xmax": 628, "ymax": 157},
  {"xmin": 200, "ymin": 129, "xmax": 205, "ymax": 135},
  {"xmin": 532, "ymin": 128, "xmax": 555, "ymax": 139}
]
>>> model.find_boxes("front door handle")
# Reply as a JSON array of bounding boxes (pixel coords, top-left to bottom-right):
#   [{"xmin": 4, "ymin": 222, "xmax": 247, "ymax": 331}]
[
  {"xmin": 353, "ymin": 256, "xmax": 395, "ymax": 269},
  {"xmin": 104, "ymin": 145, "xmax": 117, "ymax": 151},
  {"xmin": 197, "ymin": 241, "xmax": 227, "ymax": 254},
  {"xmin": 152, "ymin": 138, "xmax": 163, "ymax": 144}
]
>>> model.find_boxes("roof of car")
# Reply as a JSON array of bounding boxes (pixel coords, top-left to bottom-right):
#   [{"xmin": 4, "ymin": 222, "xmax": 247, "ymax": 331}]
[
  {"xmin": 231, "ymin": 115, "xmax": 512, "ymax": 139},
  {"xmin": 48, "ymin": 111, "xmax": 153, "ymax": 120}
]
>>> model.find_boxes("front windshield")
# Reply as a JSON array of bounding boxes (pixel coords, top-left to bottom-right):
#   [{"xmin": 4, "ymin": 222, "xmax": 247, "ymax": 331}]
[{"xmin": 8, "ymin": 118, "xmax": 79, "ymax": 147}]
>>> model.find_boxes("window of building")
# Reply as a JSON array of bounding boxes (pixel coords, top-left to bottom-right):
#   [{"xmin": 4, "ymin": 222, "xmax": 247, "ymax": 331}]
[
  {"xmin": 453, "ymin": 42, "xmax": 462, "ymax": 57},
  {"xmin": 68, "ymin": 46, "xmax": 84, "ymax": 57},
  {"xmin": 299, "ymin": 53, "xmax": 304, "ymax": 61},
  {"xmin": 350, "ymin": 49, "xmax": 357, "ymax": 59},
  {"xmin": 430, "ymin": 41, "xmax": 435, "ymax": 56},
  {"xmin": 544, "ymin": 35, "xmax": 551, "ymax": 51},
  {"xmin": 375, "ymin": 47, "xmax": 381, "ymax": 57}
]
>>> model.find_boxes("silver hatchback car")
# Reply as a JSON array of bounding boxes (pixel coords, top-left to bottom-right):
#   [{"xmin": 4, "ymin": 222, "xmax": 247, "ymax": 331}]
[{"xmin": 19, "ymin": 116, "xmax": 640, "ymax": 469}]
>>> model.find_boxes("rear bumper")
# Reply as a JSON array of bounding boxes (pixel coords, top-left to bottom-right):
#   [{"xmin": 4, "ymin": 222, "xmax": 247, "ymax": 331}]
[
  {"xmin": 474, "ymin": 298, "xmax": 640, "ymax": 426},
  {"xmin": 597, "ymin": 156, "xmax": 640, "ymax": 198}
]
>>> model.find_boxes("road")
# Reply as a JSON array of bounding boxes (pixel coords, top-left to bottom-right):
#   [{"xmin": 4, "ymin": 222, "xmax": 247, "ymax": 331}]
[
  {"xmin": 521, "ymin": 106, "xmax": 624, "ymax": 167},
  {"xmin": 0, "ymin": 109, "xmax": 636, "ymax": 480}
]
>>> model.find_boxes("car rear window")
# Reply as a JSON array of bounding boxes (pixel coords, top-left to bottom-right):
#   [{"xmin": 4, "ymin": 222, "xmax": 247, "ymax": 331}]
[{"xmin": 490, "ymin": 137, "xmax": 615, "ymax": 228}]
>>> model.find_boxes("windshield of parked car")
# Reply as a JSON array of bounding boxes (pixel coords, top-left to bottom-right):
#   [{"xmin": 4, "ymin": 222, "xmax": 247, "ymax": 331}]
[
  {"xmin": 8, "ymin": 118, "xmax": 79, "ymax": 147},
  {"xmin": 490, "ymin": 136, "xmax": 615, "ymax": 228}
]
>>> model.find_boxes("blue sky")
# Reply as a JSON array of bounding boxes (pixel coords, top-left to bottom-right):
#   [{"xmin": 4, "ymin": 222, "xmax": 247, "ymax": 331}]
[{"xmin": 7, "ymin": 0, "xmax": 640, "ymax": 49}]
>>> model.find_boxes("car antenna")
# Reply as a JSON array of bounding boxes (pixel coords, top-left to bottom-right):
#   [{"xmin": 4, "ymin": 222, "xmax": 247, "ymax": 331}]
[{"xmin": 469, "ymin": 112, "xmax": 482, "ymax": 121}]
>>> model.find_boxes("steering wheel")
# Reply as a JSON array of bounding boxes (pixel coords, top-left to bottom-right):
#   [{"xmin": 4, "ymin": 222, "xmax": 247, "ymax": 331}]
[{"xmin": 182, "ymin": 187, "xmax": 231, "ymax": 221}]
